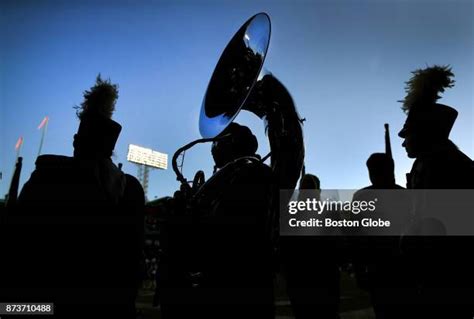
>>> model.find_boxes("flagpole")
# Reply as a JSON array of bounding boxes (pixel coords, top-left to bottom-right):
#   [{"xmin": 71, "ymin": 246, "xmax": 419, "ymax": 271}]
[
  {"xmin": 7, "ymin": 137, "xmax": 23, "ymax": 207},
  {"xmin": 37, "ymin": 116, "xmax": 48, "ymax": 157},
  {"xmin": 16, "ymin": 142, "xmax": 21, "ymax": 160},
  {"xmin": 384, "ymin": 123, "xmax": 392, "ymax": 160},
  {"xmin": 15, "ymin": 136, "xmax": 23, "ymax": 161}
]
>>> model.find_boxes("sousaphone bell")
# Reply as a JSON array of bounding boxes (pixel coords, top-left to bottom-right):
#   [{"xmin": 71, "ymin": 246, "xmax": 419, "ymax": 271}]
[{"xmin": 173, "ymin": 12, "xmax": 305, "ymax": 195}]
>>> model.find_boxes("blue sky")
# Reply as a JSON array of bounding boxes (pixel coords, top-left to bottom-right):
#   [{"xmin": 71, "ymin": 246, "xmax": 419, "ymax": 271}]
[{"xmin": 1, "ymin": 0, "xmax": 473, "ymax": 200}]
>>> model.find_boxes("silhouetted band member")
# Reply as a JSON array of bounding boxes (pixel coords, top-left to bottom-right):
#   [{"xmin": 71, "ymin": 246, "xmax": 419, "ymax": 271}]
[
  {"xmin": 363, "ymin": 153, "xmax": 403, "ymax": 190},
  {"xmin": 352, "ymin": 153, "xmax": 408, "ymax": 319},
  {"xmin": 398, "ymin": 65, "xmax": 474, "ymax": 318},
  {"xmin": 10, "ymin": 76, "xmax": 145, "ymax": 318},
  {"xmin": 283, "ymin": 174, "xmax": 341, "ymax": 319},
  {"xmin": 159, "ymin": 123, "xmax": 275, "ymax": 319},
  {"xmin": 400, "ymin": 108, "xmax": 472, "ymax": 188}
]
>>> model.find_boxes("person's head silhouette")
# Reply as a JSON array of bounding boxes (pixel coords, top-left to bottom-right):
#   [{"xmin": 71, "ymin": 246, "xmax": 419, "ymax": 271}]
[
  {"xmin": 298, "ymin": 173, "xmax": 321, "ymax": 201},
  {"xmin": 211, "ymin": 122, "xmax": 258, "ymax": 169},
  {"xmin": 299, "ymin": 174, "xmax": 320, "ymax": 191},
  {"xmin": 366, "ymin": 153, "xmax": 395, "ymax": 187},
  {"xmin": 397, "ymin": 65, "xmax": 457, "ymax": 158},
  {"xmin": 398, "ymin": 105, "xmax": 457, "ymax": 158},
  {"xmin": 73, "ymin": 75, "xmax": 122, "ymax": 159}
]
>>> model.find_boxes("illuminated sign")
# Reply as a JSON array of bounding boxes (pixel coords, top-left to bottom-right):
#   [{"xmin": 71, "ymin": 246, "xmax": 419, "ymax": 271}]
[{"xmin": 127, "ymin": 144, "xmax": 167, "ymax": 169}]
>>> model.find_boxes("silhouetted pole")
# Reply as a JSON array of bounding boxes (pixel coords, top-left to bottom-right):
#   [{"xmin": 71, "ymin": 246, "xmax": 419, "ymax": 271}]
[
  {"xmin": 6, "ymin": 157, "xmax": 23, "ymax": 208},
  {"xmin": 136, "ymin": 164, "xmax": 150, "ymax": 201},
  {"xmin": 384, "ymin": 123, "xmax": 392, "ymax": 159},
  {"xmin": 37, "ymin": 116, "xmax": 49, "ymax": 157},
  {"xmin": 6, "ymin": 137, "xmax": 24, "ymax": 208},
  {"xmin": 14, "ymin": 136, "xmax": 23, "ymax": 160}
]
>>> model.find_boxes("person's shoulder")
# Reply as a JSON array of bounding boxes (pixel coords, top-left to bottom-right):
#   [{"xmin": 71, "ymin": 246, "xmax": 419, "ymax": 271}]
[
  {"xmin": 232, "ymin": 156, "xmax": 272, "ymax": 180},
  {"xmin": 122, "ymin": 174, "xmax": 145, "ymax": 203},
  {"xmin": 436, "ymin": 142, "xmax": 472, "ymax": 164},
  {"xmin": 27, "ymin": 155, "xmax": 74, "ymax": 181},
  {"xmin": 124, "ymin": 174, "xmax": 143, "ymax": 191},
  {"xmin": 452, "ymin": 148, "xmax": 473, "ymax": 166},
  {"xmin": 353, "ymin": 185, "xmax": 404, "ymax": 200},
  {"xmin": 35, "ymin": 154, "xmax": 76, "ymax": 171},
  {"xmin": 353, "ymin": 187, "xmax": 372, "ymax": 200},
  {"xmin": 423, "ymin": 144, "xmax": 473, "ymax": 188},
  {"xmin": 432, "ymin": 143, "xmax": 472, "ymax": 174},
  {"xmin": 35, "ymin": 154, "xmax": 74, "ymax": 169},
  {"xmin": 17, "ymin": 155, "xmax": 75, "ymax": 205}
]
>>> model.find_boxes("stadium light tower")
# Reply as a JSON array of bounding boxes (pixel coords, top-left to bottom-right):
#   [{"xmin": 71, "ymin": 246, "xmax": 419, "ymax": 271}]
[{"xmin": 127, "ymin": 144, "xmax": 168, "ymax": 200}]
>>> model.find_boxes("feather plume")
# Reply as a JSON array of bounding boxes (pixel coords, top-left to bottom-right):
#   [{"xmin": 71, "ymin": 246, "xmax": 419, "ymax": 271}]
[
  {"xmin": 75, "ymin": 74, "xmax": 119, "ymax": 119},
  {"xmin": 399, "ymin": 65, "xmax": 455, "ymax": 113}
]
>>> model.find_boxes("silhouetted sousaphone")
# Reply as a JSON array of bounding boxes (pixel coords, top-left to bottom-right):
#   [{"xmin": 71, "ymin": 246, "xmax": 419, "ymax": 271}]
[
  {"xmin": 173, "ymin": 12, "xmax": 305, "ymax": 196},
  {"xmin": 162, "ymin": 13, "xmax": 305, "ymax": 307}
]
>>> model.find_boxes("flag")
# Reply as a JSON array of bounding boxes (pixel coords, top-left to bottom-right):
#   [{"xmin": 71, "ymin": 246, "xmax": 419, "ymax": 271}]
[
  {"xmin": 15, "ymin": 136, "xmax": 23, "ymax": 150},
  {"xmin": 38, "ymin": 116, "xmax": 49, "ymax": 130}
]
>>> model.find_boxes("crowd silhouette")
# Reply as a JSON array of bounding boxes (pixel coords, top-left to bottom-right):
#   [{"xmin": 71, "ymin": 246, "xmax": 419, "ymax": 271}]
[{"xmin": 1, "ymin": 64, "xmax": 473, "ymax": 319}]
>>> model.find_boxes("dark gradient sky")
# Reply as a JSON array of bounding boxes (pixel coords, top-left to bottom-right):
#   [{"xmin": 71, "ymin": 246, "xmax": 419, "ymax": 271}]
[{"xmin": 1, "ymin": 0, "xmax": 473, "ymax": 200}]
